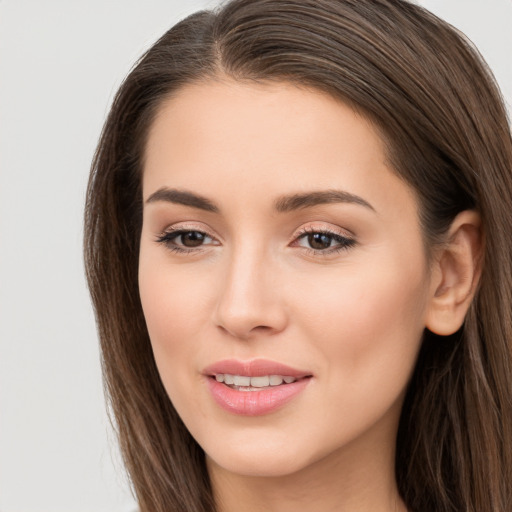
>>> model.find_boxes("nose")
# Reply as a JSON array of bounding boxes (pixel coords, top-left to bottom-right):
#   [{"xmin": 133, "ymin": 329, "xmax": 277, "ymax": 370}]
[{"xmin": 213, "ymin": 247, "xmax": 288, "ymax": 340}]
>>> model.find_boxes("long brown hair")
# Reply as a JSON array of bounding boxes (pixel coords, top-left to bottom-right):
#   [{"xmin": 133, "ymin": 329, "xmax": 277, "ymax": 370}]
[{"xmin": 84, "ymin": 1, "xmax": 512, "ymax": 510}]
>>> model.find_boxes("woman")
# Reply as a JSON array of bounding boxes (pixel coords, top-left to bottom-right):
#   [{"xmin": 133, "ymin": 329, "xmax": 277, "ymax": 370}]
[{"xmin": 84, "ymin": 0, "xmax": 512, "ymax": 511}]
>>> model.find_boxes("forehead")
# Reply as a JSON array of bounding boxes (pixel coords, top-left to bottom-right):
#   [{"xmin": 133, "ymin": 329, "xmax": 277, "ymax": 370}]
[
  {"xmin": 145, "ymin": 79, "xmax": 382, "ymax": 161},
  {"xmin": 142, "ymin": 79, "xmax": 417, "ymax": 221}
]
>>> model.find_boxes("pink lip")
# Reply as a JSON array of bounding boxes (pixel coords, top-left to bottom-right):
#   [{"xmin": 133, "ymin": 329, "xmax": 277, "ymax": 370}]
[
  {"xmin": 203, "ymin": 359, "xmax": 311, "ymax": 378},
  {"xmin": 203, "ymin": 359, "xmax": 312, "ymax": 416}
]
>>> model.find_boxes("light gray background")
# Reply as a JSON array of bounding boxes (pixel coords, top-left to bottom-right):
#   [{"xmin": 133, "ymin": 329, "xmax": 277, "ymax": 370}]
[{"xmin": 0, "ymin": 1, "xmax": 510, "ymax": 511}]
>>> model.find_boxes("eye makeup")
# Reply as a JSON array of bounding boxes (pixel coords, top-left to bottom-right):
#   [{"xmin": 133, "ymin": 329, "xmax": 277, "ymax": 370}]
[
  {"xmin": 292, "ymin": 226, "xmax": 357, "ymax": 256},
  {"xmin": 155, "ymin": 226, "xmax": 219, "ymax": 254},
  {"xmin": 155, "ymin": 222, "xmax": 357, "ymax": 257}
]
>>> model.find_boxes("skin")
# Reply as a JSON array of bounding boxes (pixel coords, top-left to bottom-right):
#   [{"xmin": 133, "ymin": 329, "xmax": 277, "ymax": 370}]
[{"xmin": 138, "ymin": 79, "xmax": 482, "ymax": 512}]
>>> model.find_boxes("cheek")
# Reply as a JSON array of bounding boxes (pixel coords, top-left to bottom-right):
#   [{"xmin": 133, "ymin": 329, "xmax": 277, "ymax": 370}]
[
  {"xmin": 278, "ymin": 258, "xmax": 428, "ymax": 452},
  {"xmin": 293, "ymin": 256, "xmax": 428, "ymax": 391},
  {"xmin": 138, "ymin": 253, "xmax": 212, "ymax": 390}
]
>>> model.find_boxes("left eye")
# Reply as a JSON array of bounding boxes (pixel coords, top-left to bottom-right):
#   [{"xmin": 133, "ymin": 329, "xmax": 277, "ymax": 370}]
[{"xmin": 296, "ymin": 231, "xmax": 354, "ymax": 251}]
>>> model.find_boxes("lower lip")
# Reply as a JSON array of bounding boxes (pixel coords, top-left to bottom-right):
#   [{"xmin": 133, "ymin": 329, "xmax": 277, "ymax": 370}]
[{"xmin": 206, "ymin": 377, "xmax": 311, "ymax": 416}]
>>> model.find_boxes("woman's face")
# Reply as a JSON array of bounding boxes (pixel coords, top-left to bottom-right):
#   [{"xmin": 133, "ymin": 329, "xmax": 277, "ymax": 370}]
[{"xmin": 139, "ymin": 79, "xmax": 433, "ymax": 478}]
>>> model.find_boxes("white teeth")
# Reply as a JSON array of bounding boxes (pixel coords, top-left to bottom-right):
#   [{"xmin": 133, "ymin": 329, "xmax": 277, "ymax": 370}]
[
  {"xmin": 250, "ymin": 376, "xmax": 270, "ymax": 388},
  {"xmin": 233, "ymin": 375, "xmax": 251, "ymax": 386},
  {"xmin": 214, "ymin": 374, "xmax": 298, "ymax": 387}
]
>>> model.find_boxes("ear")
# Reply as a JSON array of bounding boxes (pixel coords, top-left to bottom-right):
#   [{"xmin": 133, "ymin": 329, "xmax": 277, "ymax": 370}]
[{"xmin": 425, "ymin": 210, "xmax": 483, "ymax": 336}]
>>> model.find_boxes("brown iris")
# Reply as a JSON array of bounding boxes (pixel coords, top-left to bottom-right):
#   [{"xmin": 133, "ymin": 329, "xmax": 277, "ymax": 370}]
[
  {"xmin": 180, "ymin": 231, "xmax": 206, "ymax": 247},
  {"xmin": 308, "ymin": 233, "xmax": 333, "ymax": 250}
]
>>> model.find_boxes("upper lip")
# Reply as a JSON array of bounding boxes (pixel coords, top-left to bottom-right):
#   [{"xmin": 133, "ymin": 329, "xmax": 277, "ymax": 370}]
[{"xmin": 203, "ymin": 358, "xmax": 312, "ymax": 378}]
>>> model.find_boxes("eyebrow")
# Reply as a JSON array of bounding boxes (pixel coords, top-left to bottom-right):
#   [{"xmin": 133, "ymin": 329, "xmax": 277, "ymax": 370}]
[
  {"xmin": 274, "ymin": 189, "xmax": 376, "ymax": 213},
  {"xmin": 145, "ymin": 188, "xmax": 219, "ymax": 213},
  {"xmin": 145, "ymin": 187, "xmax": 375, "ymax": 214}
]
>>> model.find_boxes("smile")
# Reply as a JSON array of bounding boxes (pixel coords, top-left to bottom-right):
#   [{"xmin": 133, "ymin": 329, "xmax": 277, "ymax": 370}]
[
  {"xmin": 214, "ymin": 374, "xmax": 298, "ymax": 389},
  {"xmin": 204, "ymin": 359, "xmax": 312, "ymax": 415}
]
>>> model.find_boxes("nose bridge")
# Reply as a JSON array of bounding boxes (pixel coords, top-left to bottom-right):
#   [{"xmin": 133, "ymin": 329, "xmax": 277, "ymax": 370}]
[{"xmin": 214, "ymin": 239, "xmax": 286, "ymax": 339}]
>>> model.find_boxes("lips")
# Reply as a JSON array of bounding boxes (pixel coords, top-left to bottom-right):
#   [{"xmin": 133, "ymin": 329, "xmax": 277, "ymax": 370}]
[
  {"xmin": 203, "ymin": 359, "xmax": 312, "ymax": 416},
  {"xmin": 215, "ymin": 373, "xmax": 298, "ymax": 388}
]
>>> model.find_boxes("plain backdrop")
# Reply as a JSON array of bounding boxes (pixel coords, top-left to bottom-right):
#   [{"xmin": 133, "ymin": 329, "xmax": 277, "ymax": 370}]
[{"xmin": 0, "ymin": 1, "xmax": 510, "ymax": 511}]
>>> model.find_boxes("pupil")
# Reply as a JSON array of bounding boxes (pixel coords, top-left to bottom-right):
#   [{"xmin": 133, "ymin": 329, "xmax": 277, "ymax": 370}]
[
  {"xmin": 182, "ymin": 231, "xmax": 205, "ymax": 247},
  {"xmin": 308, "ymin": 233, "xmax": 332, "ymax": 250}
]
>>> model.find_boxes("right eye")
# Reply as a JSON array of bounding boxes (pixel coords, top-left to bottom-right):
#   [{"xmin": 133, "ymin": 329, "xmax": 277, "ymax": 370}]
[{"xmin": 156, "ymin": 229, "xmax": 217, "ymax": 252}]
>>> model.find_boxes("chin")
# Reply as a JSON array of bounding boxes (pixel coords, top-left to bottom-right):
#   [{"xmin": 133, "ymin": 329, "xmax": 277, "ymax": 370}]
[
  {"xmin": 202, "ymin": 426, "xmax": 334, "ymax": 479},
  {"xmin": 207, "ymin": 448, "xmax": 310, "ymax": 478}
]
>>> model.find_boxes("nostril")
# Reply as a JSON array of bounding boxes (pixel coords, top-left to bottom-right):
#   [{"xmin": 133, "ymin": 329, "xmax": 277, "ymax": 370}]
[{"xmin": 216, "ymin": 322, "xmax": 279, "ymax": 341}]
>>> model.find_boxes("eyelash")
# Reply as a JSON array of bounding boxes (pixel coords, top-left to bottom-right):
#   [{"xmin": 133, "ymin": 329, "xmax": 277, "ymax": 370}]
[
  {"xmin": 293, "ymin": 227, "xmax": 356, "ymax": 255},
  {"xmin": 155, "ymin": 226, "xmax": 356, "ymax": 256},
  {"xmin": 155, "ymin": 228, "xmax": 217, "ymax": 254}
]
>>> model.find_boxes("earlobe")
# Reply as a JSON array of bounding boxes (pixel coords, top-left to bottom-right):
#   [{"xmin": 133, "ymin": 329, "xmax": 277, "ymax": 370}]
[{"xmin": 425, "ymin": 210, "xmax": 483, "ymax": 336}]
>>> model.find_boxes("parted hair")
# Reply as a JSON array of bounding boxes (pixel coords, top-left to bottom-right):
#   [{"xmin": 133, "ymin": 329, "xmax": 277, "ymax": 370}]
[{"xmin": 84, "ymin": 1, "xmax": 512, "ymax": 511}]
